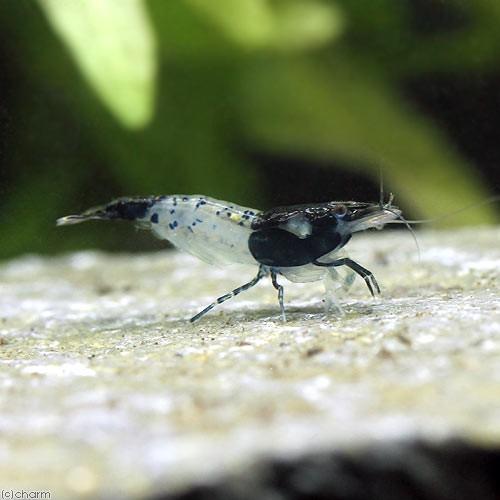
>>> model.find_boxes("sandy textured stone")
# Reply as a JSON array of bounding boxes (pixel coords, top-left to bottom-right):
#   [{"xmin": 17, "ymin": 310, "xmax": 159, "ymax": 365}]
[{"xmin": 0, "ymin": 227, "xmax": 499, "ymax": 499}]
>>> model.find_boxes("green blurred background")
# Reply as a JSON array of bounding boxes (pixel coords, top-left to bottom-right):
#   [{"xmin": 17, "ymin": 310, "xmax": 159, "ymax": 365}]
[{"xmin": 0, "ymin": 0, "xmax": 499, "ymax": 259}]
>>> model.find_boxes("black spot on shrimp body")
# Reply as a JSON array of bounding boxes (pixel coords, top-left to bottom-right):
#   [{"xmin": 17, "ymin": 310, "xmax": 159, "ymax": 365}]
[
  {"xmin": 248, "ymin": 227, "xmax": 349, "ymax": 267},
  {"xmin": 104, "ymin": 197, "xmax": 158, "ymax": 221}
]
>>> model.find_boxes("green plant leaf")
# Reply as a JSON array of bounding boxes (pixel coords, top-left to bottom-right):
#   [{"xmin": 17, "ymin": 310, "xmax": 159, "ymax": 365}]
[
  {"xmin": 38, "ymin": 0, "xmax": 157, "ymax": 128},
  {"xmin": 186, "ymin": 0, "xmax": 274, "ymax": 48},
  {"xmin": 186, "ymin": 0, "xmax": 343, "ymax": 51},
  {"xmin": 238, "ymin": 56, "xmax": 496, "ymax": 226},
  {"xmin": 268, "ymin": 0, "xmax": 344, "ymax": 51}
]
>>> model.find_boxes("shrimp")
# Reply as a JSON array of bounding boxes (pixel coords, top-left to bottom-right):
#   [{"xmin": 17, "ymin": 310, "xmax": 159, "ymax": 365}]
[{"xmin": 57, "ymin": 194, "xmax": 401, "ymax": 322}]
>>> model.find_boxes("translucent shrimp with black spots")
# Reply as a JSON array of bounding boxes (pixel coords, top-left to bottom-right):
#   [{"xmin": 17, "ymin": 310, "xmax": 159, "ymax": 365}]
[{"xmin": 57, "ymin": 194, "xmax": 401, "ymax": 322}]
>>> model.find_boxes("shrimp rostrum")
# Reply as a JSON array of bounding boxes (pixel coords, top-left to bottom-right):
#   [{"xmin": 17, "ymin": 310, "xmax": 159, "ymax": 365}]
[{"xmin": 57, "ymin": 195, "xmax": 401, "ymax": 322}]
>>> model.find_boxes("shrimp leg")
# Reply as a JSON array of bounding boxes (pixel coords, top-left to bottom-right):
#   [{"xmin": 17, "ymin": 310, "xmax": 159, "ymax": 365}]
[
  {"xmin": 271, "ymin": 270, "xmax": 286, "ymax": 322},
  {"xmin": 190, "ymin": 266, "xmax": 267, "ymax": 322},
  {"xmin": 313, "ymin": 258, "xmax": 380, "ymax": 297}
]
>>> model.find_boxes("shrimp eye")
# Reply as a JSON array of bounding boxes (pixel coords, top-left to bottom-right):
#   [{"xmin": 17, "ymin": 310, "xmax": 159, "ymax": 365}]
[{"xmin": 333, "ymin": 204, "xmax": 348, "ymax": 218}]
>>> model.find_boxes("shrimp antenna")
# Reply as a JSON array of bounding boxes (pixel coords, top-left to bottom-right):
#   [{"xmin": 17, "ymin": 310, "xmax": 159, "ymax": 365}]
[
  {"xmin": 385, "ymin": 194, "xmax": 500, "ymax": 261},
  {"xmin": 386, "ymin": 194, "xmax": 500, "ymax": 225},
  {"xmin": 379, "ymin": 167, "xmax": 384, "ymax": 208},
  {"xmin": 384, "ymin": 207, "xmax": 421, "ymax": 262},
  {"xmin": 377, "ymin": 169, "xmax": 420, "ymax": 259},
  {"xmin": 379, "ymin": 167, "xmax": 395, "ymax": 210}
]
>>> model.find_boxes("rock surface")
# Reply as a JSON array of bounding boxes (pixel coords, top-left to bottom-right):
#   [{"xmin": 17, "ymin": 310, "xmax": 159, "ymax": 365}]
[{"xmin": 0, "ymin": 227, "xmax": 499, "ymax": 499}]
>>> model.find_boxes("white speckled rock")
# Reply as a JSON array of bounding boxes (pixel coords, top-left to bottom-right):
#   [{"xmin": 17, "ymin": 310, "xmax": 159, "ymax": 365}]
[{"xmin": 0, "ymin": 227, "xmax": 499, "ymax": 498}]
